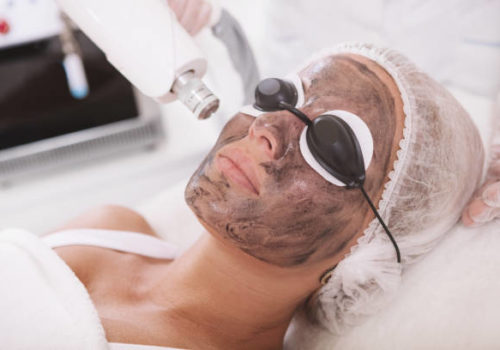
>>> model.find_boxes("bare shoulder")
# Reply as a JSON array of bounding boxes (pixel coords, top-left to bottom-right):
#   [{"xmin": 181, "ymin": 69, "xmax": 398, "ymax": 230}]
[
  {"xmin": 45, "ymin": 205, "xmax": 160, "ymax": 285},
  {"xmin": 47, "ymin": 204, "xmax": 159, "ymax": 237}
]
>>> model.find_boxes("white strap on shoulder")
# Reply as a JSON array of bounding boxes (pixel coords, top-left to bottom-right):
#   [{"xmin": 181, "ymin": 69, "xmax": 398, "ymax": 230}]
[
  {"xmin": 42, "ymin": 229, "xmax": 179, "ymax": 260},
  {"xmin": 108, "ymin": 342, "xmax": 184, "ymax": 350}
]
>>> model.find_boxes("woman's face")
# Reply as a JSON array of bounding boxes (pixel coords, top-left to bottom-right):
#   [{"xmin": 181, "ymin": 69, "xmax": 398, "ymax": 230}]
[{"xmin": 185, "ymin": 54, "xmax": 404, "ymax": 267}]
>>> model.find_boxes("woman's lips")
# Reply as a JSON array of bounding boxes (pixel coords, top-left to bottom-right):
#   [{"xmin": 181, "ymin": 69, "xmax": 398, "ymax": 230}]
[{"xmin": 216, "ymin": 152, "xmax": 260, "ymax": 196}]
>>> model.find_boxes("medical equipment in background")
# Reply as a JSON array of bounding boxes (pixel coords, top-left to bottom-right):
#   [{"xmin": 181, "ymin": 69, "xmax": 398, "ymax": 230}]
[
  {"xmin": 56, "ymin": 0, "xmax": 220, "ymax": 120},
  {"xmin": 59, "ymin": 12, "xmax": 89, "ymax": 99},
  {"xmin": 0, "ymin": 0, "xmax": 163, "ymax": 184}
]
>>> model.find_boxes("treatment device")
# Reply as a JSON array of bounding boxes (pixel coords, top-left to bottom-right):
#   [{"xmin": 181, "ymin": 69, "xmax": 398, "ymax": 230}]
[{"xmin": 56, "ymin": 0, "xmax": 220, "ymax": 120}]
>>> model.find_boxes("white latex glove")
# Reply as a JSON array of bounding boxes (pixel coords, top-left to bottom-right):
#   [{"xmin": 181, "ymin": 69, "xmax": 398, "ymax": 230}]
[
  {"xmin": 462, "ymin": 149, "xmax": 500, "ymax": 226},
  {"xmin": 167, "ymin": 0, "xmax": 213, "ymax": 36},
  {"xmin": 463, "ymin": 96, "xmax": 500, "ymax": 227}
]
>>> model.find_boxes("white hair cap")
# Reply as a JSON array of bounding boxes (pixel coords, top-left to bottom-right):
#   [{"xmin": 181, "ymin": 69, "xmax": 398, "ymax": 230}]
[{"xmin": 286, "ymin": 42, "xmax": 485, "ymax": 341}]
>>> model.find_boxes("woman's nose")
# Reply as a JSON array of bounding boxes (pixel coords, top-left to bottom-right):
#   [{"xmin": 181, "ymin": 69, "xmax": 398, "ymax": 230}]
[{"xmin": 248, "ymin": 113, "xmax": 295, "ymax": 160}]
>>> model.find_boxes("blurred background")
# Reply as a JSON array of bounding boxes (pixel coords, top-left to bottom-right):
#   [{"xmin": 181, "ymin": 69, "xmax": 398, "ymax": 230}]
[{"xmin": 0, "ymin": 0, "xmax": 499, "ymax": 233}]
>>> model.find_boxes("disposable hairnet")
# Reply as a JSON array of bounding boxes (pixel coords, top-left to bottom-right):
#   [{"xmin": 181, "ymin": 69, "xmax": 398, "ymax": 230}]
[{"xmin": 288, "ymin": 42, "xmax": 485, "ymax": 338}]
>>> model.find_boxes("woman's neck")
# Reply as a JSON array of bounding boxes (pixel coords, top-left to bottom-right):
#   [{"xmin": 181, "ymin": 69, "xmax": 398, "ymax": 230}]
[{"xmin": 149, "ymin": 233, "xmax": 326, "ymax": 350}]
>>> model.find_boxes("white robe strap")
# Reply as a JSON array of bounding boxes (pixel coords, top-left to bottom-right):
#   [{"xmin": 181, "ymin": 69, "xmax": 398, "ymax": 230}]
[
  {"xmin": 108, "ymin": 342, "xmax": 185, "ymax": 350},
  {"xmin": 43, "ymin": 229, "xmax": 179, "ymax": 260}
]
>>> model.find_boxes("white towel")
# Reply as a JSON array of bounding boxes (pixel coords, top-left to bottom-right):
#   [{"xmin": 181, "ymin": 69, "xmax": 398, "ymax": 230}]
[{"xmin": 0, "ymin": 228, "xmax": 108, "ymax": 350}]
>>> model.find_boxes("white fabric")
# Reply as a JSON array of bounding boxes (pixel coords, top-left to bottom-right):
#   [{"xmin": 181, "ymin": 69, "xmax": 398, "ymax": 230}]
[
  {"xmin": 0, "ymin": 228, "xmax": 108, "ymax": 350},
  {"xmin": 43, "ymin": 229, "xmax": 179, "ymax": 260},
  {"xmin": 109, "ymin": 343, "xmax": 184, "ymax": 350},
  {"xmin": 285, "ymin": 221, "xmax": 500, "ymax": 349},
  {"xmin": 0, "ymin": 228, "xmax": 182, "ymax": 350}
]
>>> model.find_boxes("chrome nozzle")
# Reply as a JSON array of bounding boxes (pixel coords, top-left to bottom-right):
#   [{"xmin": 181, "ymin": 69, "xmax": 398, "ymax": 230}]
[{"xmin": 172, "ymin": 71, "xmax": 220, "ymax": 119}]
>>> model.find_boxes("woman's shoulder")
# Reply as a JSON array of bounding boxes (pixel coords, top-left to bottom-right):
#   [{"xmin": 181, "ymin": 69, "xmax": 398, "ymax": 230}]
[
  {"xmin": 47, "ymin": 205, "xmax": 161, "ymax": 238},
  {"xmin": 43, "ymin": 204, "xmax": 171, "ymax": 284}
]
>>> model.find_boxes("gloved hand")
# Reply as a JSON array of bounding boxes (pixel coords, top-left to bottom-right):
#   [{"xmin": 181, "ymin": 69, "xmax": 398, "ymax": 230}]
[
  {"xmin": 462, "ymin": 97, "xmax": 500, "ymax": 227},
  {"xmin": 167, "ymin": 0, "xmax": 213, "ymax": 36},
  {"xmin": 462, "ymin": 169, "xmax": 500, "ymax": 227}
]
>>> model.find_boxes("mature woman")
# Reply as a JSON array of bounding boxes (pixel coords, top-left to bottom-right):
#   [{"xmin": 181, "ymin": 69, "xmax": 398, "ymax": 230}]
[{"xmin": 0, "ymin": 43, "xmax": 484, "ymax": 350}]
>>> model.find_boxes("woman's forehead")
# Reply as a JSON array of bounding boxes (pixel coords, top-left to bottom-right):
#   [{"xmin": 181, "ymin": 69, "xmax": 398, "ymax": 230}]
[
  {"xmin": 294, "ymin": 53, "xmax": 404, "ymax": 132},
  {"xmin": 297, "ymin": 53, "xmax": 395, "ymax": 99}
]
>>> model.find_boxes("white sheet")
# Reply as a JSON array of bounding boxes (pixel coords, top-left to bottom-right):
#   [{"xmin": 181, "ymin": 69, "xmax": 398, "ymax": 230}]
[{"xmin": 285, "ymin": 221, "xmax": 500, "ymax": 349}]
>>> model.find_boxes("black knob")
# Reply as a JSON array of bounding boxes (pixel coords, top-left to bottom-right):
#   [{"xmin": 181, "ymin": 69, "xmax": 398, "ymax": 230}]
[{"xmin": 254, "ymin": 78, "xmax": 298, "ymax": 111}]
